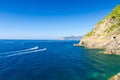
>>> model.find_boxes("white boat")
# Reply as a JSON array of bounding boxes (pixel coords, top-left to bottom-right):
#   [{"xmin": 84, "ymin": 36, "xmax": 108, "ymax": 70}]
[
  {"xmin": 41, "ymin": 48, "xmax": 47, "ymax": 51},
  {"xmin": 31, "ymin": 46, "xmax": 39, "ymax": 50}
]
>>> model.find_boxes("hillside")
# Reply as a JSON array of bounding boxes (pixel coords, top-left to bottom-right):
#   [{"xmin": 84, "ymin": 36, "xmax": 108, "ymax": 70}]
[{"xmin": 78, "ymin": 5, "xmax": 120, "ymax": 54}]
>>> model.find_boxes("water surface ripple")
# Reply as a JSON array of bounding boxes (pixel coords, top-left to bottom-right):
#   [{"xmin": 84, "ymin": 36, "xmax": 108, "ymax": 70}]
[{"xmin": 0, "ymin": 40, "xmax": 120, "ymax": 80}]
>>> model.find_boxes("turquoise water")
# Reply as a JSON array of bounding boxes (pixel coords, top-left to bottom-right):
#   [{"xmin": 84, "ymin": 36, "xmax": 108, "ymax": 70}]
[{"xmin": 0, "ymin": 40, "xmax": 120, "ymax": 80}]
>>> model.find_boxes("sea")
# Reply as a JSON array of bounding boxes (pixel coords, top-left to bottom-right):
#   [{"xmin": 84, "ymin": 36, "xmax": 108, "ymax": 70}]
[{"xmin": 0, "ymin": 40, "xmax": 120, "ymax": 80}]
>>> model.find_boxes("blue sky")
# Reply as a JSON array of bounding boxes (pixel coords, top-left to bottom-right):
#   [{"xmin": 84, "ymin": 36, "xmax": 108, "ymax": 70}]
[{"xmin": 0, "ymin": 0, "xmax": 120, "ymax": 39}]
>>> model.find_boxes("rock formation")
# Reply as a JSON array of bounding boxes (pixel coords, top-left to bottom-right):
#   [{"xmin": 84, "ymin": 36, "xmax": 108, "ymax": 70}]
[
  {"xmin": 109, "ymin": 73, "xmax": 120, "ymax": 80},
  {"xmin": 78, "ymin": 5, "xmax": 120, "ymax": 55}
]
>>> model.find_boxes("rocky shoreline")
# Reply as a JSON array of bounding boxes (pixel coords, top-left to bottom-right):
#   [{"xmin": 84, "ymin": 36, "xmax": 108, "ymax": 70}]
[
  {"xmin": 78, "ymin": 35, "xmax": 120, "ymax": 55},
  {"xmin": 109, "ymin": 73, "xmax": 120, "ymax": 80}
]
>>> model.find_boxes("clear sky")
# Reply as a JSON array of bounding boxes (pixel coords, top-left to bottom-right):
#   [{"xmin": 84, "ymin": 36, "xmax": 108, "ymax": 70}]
[{"xmin": 0, "ymin": 0, "xmax": 120, "ymax": 39}]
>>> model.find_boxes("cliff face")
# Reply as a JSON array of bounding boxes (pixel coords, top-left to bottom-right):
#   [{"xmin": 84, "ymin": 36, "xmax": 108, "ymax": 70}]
[{"xmin": 78, "ymin": 5, "xmax": 120, "ymax": 54}]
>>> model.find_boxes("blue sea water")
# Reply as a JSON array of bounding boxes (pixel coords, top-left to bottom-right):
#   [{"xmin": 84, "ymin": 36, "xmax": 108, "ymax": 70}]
[{"xmin": 0, "ymin": 40, "xmax": 120, "ymax": 80}]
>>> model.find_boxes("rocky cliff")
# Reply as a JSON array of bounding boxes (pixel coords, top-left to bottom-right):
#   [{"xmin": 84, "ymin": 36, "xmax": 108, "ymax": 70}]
[{"xmin": 78, "ymin": 5, "xmax": 120, "ymax": 55}]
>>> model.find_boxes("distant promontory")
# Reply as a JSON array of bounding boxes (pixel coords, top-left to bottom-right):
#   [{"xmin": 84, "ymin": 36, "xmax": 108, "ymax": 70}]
[{"xmin": 62, "ymin": 36, "xmax": 82, "ymax": 40}]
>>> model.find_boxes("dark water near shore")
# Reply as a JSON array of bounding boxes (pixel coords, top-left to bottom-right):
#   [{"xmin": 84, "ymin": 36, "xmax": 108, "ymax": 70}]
[{"xmin": 0, "ymin": 40, "xmax": 120, "ymax": 80}]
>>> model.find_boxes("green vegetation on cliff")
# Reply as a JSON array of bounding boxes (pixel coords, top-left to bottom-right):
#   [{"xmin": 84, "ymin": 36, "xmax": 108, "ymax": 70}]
[
  {"xmin": 85, "ymin": 4, "xmax": 120, "ymax": 37},
  {"xmin": 110, "ymin": 5, "xmax": 120, "ymax": 17}
]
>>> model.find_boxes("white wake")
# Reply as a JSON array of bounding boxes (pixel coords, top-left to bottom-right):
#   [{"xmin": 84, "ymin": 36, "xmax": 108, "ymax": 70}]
[
  {"xmin": 1, "ymin": 46, "xmax": 39, "ymax": 55},
  {"xmin": 6, "ymin": 48, "xmax": 47, "ymax": 57}
]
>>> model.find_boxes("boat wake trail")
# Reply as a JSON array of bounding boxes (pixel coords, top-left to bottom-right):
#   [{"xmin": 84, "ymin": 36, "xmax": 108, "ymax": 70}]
[
  {"xmin": 1, "ymin": 46, "xmax": 39, "ymax": 55},
  {"xmin": 0, "ymin": 46, "xmax": 47, "ymax": 58}
]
